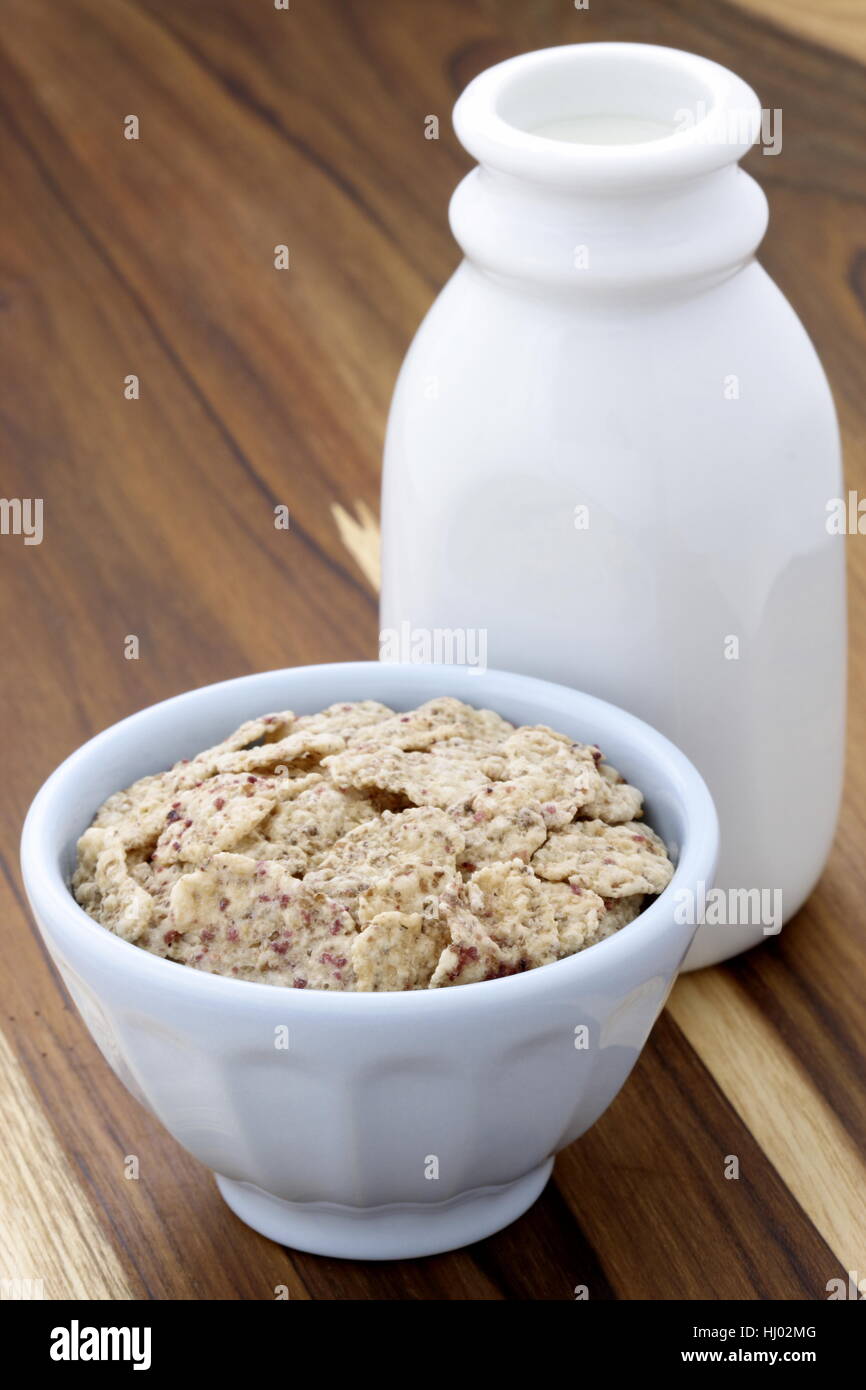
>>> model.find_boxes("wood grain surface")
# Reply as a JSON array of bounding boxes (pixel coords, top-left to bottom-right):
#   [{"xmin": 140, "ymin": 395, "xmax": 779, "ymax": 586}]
[{"xmin": 1, "ymin": 0, "xmax": 863, "ymax": 1301}]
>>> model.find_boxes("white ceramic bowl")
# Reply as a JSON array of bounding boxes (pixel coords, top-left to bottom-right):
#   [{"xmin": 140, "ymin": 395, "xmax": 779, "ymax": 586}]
[{"xmin": 21, "ymin": 663, "xmax": 717, "ymax": 1259}]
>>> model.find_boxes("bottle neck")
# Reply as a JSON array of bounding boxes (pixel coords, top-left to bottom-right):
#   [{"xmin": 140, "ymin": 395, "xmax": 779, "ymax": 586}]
[{"xmin": 449, "ymin": 163, "xmax": 768, "ymax": 294}]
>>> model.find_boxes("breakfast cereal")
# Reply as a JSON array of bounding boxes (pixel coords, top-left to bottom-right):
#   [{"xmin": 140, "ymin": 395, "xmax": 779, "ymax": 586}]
[{"xmin": 72, "ymin": 698, "xmax": 675, "ymax": 990}]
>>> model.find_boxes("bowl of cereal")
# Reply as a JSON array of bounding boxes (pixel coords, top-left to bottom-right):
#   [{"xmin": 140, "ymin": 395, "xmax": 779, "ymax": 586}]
[{"xmin": 21, "ymin": 662, "xmax": 717, "ymax": 1259}]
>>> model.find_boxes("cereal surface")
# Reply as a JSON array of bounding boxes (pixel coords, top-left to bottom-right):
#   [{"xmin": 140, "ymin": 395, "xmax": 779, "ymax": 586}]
[
  {"xmin": 73, "ymin": 699, "xmax": 675, "ymax": 990},
  {"xmin": 531, "ymin": 820, "xmax": 674, "ymax": 897}
]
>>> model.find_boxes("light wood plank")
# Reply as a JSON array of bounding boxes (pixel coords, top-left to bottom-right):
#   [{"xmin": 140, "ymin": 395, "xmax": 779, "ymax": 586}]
[
  {"xmin": 331, "ymin": 501, "xmax": 381, "ymax": 590},
  {"xmin": 727, "ymin": 0, "xmax": 866, "ymax": 65},
  {"xmin": 0, "ymin": 1028, "xmax": 133, "ymax": 1301},
  {"xmin": 669, "ymin": 970, "xmax": 866, "ymax": 1276}
]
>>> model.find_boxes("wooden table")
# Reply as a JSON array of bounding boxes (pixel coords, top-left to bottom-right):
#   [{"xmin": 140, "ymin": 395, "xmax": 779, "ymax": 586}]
[{"xmin": 2, "ymin": 0, "xmax": 863, "ymax": 1301}]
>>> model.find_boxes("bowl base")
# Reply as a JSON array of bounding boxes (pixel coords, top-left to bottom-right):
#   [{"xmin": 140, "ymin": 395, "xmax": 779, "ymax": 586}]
[{"xmin": 215, "ymin": 1159, "xmax": 554, "ymax": 1261}]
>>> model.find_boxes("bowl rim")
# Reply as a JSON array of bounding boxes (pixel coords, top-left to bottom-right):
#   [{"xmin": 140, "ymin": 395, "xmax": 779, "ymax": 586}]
[{"xmin": 20, "ymin": 661, "xmax": 719, "ymax": 1011}]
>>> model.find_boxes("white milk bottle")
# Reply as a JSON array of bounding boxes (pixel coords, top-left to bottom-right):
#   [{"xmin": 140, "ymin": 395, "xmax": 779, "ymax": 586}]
[{"xmin": 380, "ymin": 44, "xmax": 845, "ymax": 967}]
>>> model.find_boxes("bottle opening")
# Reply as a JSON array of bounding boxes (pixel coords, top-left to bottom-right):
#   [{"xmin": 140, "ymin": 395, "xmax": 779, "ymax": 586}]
[{"xmin": 495, "ymin": 47, "xmax": 715, "ymax": 148}]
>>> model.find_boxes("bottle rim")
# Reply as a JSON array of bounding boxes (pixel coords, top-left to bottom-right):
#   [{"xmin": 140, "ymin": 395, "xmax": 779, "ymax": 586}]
[{"xmin": 453, "ymin": 43, "xmax": 763, "ymax": 193}]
